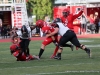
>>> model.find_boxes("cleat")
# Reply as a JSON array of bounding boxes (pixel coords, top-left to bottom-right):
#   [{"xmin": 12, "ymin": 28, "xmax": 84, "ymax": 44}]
[
  {"xmin": 50, "ymin": 55, "xmax": 56, "ymax": 59},
  {"xmin": 33, "ymin": 55, "xmax": 40, "ymax": 60},
  {"xmin": 71, "ymin": 44, "xmax": 74, "ymax": 51},
  {"xmin": 54, "ymin": 56, "xmax": 61, "ymax": 60},
  {"xmin": 26, "ymin": 56, "xmax": 29, "ymax": 60},
  {"xmin": 86, "ymin": 49, "xmax": 91, "ymax": 58}
]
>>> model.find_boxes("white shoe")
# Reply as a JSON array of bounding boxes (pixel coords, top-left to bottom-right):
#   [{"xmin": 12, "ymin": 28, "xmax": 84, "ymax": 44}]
[
  {"xmin": 33, "ymin": 55, "xmax": 40, "ymax": 60},
  {"xmin": 26, "ymin": 56, "xmax": 29, "ymax": 60}
]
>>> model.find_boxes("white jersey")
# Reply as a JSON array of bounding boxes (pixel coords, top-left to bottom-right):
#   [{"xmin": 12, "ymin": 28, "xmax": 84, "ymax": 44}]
[
  {"xmin": 16, "ymin": 26, "xmax": 31, "ymax": 39},
  {"xmin": 57, "ymin": 22, "xmax": 69, "ymax": 36}
]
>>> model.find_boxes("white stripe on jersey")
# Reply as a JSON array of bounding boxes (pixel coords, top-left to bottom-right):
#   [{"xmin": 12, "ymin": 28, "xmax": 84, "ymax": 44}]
[{"xmin": 57, "ymin": 22, "xmax": 69, "ymax": 36}]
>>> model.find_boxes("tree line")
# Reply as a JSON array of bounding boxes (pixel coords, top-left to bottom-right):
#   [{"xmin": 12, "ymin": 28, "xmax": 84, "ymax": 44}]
[{"xmin": 26, "ymin": 0, "xmax": 54, "ymax": 21}]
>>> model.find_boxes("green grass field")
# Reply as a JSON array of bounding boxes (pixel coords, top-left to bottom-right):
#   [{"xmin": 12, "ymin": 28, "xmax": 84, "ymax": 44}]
[{"xmin": 0, "ymin": 38, "xmax": 100, "ymax": 75}]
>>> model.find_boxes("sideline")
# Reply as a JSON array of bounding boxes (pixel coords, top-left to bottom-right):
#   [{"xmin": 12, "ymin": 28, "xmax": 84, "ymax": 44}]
[{"xmin": 0, "ymin": 34, "xmax": 100, "ymax": 43}]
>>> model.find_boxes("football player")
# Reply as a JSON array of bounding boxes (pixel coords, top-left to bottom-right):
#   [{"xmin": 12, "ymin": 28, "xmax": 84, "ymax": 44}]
[
  {"xmin": 36, "ymin": 20, "xmax": 74, "ymax": 59},
  {"xmin": 10, "ymin": 35, "xmax": 39, "ymax": 61},
  {"xmin": 46, "ymin": 18, "xmax": 91, "ymax": 60},
  {"xmin": 61, "ymin": 7, "xmax": 83, "ymax": 30},
  {"xmin": 61, "ymin": 7, "xmax": 84, "ymax": 50}
]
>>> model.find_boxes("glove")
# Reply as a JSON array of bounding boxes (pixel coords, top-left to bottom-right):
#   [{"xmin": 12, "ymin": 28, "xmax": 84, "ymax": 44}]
[{"xmin": 53, "ymin": 40, "xmax": 58, "ymax": 46}]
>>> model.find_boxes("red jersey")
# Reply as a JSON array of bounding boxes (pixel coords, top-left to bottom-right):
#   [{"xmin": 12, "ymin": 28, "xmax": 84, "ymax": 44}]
[
  {"xmin": 61, "ymin": 10, "xmax": 83, "ymax": 30},
  {"xmin": 41, "ymin": 25, "xmax": 58, "ymax": 46},
  {"xmin": 41, "ymin": 26, "xmax": 55, "ymax": 34},
  {"xmin": 10, "ymin": 44, "xmax": 34, "ymax": 61}
]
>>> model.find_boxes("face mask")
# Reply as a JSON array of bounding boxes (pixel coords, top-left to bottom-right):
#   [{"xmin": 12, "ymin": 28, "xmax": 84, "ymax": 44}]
[{"xmin": 63, "ymin": 12, "xmax": 69, "ymax": 17}]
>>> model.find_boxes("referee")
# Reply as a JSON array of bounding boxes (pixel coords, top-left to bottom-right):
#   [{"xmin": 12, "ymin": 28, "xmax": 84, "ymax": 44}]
[{"xmin": 16, "ymin": 25, "xmax": 31, "ymax": 56}]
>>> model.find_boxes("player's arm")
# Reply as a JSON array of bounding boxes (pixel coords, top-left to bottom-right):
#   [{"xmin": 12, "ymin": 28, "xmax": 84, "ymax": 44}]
[
  {"xmin": 47, "ymin": 30, "xmax": 58, "ymax": 46},
  {"xmin": 47, "ymin": 30, "xmax": 56, "ymax": 41},
  {"xmin": 73, "ymin": 10, "xmax": 83, "ymax": 20},
  {"xmin": 11, "ymin": 30, "xmax": 21, "ymax": 44},
  {"xmin": 46, "ymin": 26, "xmax": 59, "ymax": 37}
]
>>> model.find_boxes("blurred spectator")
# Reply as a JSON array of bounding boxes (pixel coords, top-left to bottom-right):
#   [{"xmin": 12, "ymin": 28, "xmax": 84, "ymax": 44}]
[
  {"xmin": 30, "ymin": 25, "xmax": 37, "ymax": 36},
  {"xmin": 81, "ymin": 14, "xmax": 87, "ymax": 34},
  {"xmin": 36, "ymin": 26, "xmax": 40, "ymax": 34},
  {"xmin": 7, "ymin": 25, "xmax": 12, "ymax": 38},
  {"xmin": 10, "ymin": 26, "xmax": 18, "ymax": 38},
  {"xmin": 88, "ymin": 14, "xmax": 95, "ymax": 34},
  {"xmin": 89, "ymin": 14, "xmax": 95, "ymax": 24},
  {"xmin": 98, "ymin": 19, "xmax": 100, "ymax": 33},
  {"xmin": 0, "ymin": 18, "xmax": 2, "ymax": 26},
  {"xmin": 94, "ymin": 12, "xmax": 99, "ymax": 33},
  {"xmin": 0, "ymin": 25, "xmax": 2, "ymax": 36},
  {"xmin": 1, "ymin": 26, "xmax": 7, "ymax": 39}
]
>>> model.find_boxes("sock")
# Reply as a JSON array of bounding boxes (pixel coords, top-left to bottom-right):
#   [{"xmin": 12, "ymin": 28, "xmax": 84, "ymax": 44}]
[
  {"xmin": 38, "ymin": 48, "xmax": 44, "ymax": 58},
  {"xmin": 84, "ymin": 47, "xmax": 89, "ymax": 51},
  {"xmin": 57, "ymin": 53, "xmax": 61, "ymax": 57},
  {"xmin": 26, "ymin": 48, "xmax": 30, "ymax": 55},
  {"xmin": 52, "ymin": 46, "xmax": 59, "ymax": 56}
]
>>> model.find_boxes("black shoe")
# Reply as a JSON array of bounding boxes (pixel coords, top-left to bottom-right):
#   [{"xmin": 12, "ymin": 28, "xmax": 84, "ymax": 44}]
[
  {"xmin": 71, "ymin": 44, "xmax": 74, "ymax": 51},
  {"xmin": 86, "ymin": 48, "xmax": 91, "ymax": 58},
  {"xmin": 54, "ymin": 56, "xmax": 61, "ymax": 60}
]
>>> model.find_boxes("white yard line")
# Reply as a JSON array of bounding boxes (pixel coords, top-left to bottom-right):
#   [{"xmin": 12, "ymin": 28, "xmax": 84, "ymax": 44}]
[
  {"xmin": 24, "ymin": 70, "xmax": 100, "ymax": 75},
  {"xmin": 0, "ymin": 62, "xmax": 97, "ymax": 70},
  {"xmin": 79, "ymin": 40, "xmax": 94, "ymax": 42}
]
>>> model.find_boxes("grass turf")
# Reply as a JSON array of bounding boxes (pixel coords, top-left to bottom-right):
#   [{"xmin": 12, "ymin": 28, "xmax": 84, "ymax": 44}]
[{"xmin": 0, "ymin": 38, "xmax": 100, "ymax": 75}]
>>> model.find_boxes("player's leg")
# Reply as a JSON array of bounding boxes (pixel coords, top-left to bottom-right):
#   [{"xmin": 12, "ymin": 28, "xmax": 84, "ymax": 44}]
[
  {"xmin": 38, "ymin": 37, "xmax": 53, "ymax": 58},
  {"xmin": 54, "ymin": 32, "xmax": 71, "ymax": 60},
  {"xmin": 51, "ymin": 35, "xmax": 73, "ymax": 59},
  {"xmin": 19, "ymin": 39, "xmax": 26, "ymax": 55},
  {"xmin": 25, "ymin": 39, "xmax": 30, "ymax": 56},
  {"xmin": 62, "ymin": 43, "xmax": 74, "ymax": 51},
  {"xmin": 58, "ymin": 35, "xmax": 74, "ymax": 51},
  {"xmin": 12, "ymin": 51, "xmax": 26, "ymax": 61},
  {"xmin": 50, "ymin": 36, "xmax": 59, "ymax": 58},
  {"xmin": 70, "ymin": 33, "xmax": 91, "ymax": 58},
  {"xmin": 38, "ymin": 44, "xmax": 45, "ymax": 58},
  {"xmin": 19, "ymin": 52, "xmax": 27, "ymax": 61},
  {"xmin": 50, "ymin": 46, "xmax": 59, "ymax": 58}
]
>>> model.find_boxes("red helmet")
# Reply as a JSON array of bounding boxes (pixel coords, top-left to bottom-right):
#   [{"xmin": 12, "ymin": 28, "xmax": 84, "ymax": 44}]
[
  {"xmin": 62, "ymin": 8, "xmax": 70, "ymax": 17},
  {"xmin": 10, "ymin": 44, "xmax": 18, "ymax": 51},
  {"xmin": 36, "ymin": 20, "xmax": 45, "ymax": 28},
  {"xmin": 63, "ymin": 8, "xmax": 69, "ymax": 13}
]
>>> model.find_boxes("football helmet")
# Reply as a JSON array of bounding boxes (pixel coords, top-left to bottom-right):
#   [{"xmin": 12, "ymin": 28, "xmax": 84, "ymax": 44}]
[
  {"xmin": 10, "ymin": 44, "xmax": 19, "ymax": 51},
  {"xmin": 12, "ymin": 36, "xmax": 19, "ymax": 44},
  {"xmin": 36, "ymin": 20, "xmax": 45, "ymax": 28},
  {"xmin": 54, "ymin": 18, "xmax": 61, "ymax": 23},
  {"xmin": 21, "ymin": 25, "xmax": 28, "ymax": 32},
  {"xmin": 63, "ymin": 8, "xmax": 69, "ymax": 13},
  {"xmin": 63, "ymin": 8, "xmax": 70, "ymax": 17}
]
